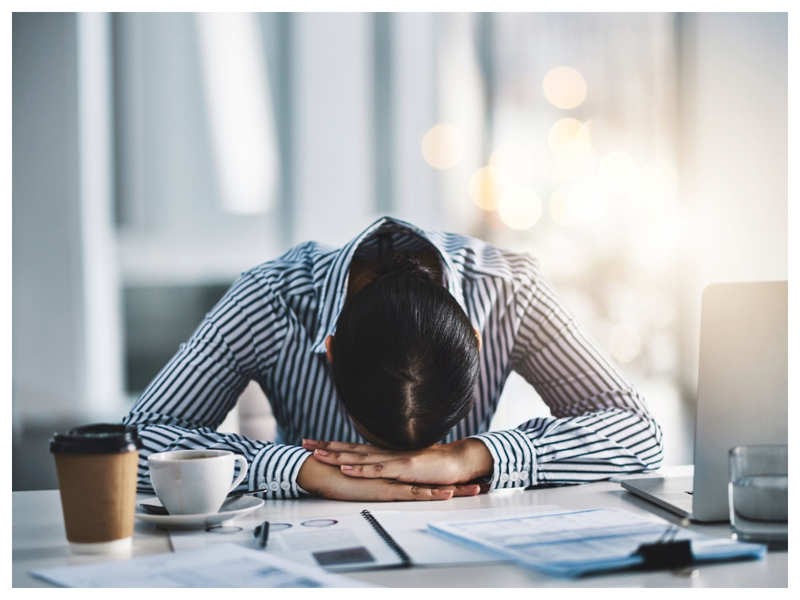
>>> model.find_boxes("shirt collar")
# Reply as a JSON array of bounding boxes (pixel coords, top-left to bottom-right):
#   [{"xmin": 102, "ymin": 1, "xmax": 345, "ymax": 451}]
[{"xmin": 310, "ymin": 215, "xmax": 467, "ymax": 354}]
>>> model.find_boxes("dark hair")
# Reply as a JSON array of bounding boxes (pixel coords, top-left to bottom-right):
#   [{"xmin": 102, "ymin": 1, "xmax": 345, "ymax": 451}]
[{"xmin": 330, "ymin": 255, "xmax": 480, "ymax": 450}]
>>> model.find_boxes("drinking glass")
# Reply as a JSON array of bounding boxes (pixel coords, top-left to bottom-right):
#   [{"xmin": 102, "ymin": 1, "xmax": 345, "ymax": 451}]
[{"xmin": 728, "ymin": 444, "xmax": 787, "ymax": 546}]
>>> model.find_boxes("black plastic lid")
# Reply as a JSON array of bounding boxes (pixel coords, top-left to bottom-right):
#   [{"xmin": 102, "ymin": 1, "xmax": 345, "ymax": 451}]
[{"xmin": 50, "ymin": 423, "xmax": 142, "ymax": 454}]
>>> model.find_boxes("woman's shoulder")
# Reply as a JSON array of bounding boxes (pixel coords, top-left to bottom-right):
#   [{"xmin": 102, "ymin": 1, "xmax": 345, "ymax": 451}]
[
  {"xmin": 429, "ymin": 229, "xmax": 542, "ymax": 286},
  {"xmin": 235, "ymin": 240, "xmax": 340, "ymax": 307},
  {"xmin": 242, "ymin": 240, "xmax": 334, "ymax": 278}
]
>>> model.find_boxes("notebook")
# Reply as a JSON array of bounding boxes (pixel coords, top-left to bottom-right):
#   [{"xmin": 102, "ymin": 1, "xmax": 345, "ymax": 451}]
[{"xmin": 428, "ymin": 507, "xmax": 767, "ymax": 577}]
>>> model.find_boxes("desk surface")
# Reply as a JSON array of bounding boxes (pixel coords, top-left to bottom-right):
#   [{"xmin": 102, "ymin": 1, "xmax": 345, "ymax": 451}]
[{"xmin": 12, "ymin": 466, "xmax": 787, "ymax": 587}]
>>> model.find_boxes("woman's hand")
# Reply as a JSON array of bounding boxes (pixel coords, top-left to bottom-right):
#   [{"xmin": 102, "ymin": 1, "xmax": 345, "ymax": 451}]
[
  {"xmin": 301, "ymin": 438, "xmax": 493, "ymax": 488},
  {"xmin": 296, "ymin": 455, "xmax": 482, "ymax": 501}
]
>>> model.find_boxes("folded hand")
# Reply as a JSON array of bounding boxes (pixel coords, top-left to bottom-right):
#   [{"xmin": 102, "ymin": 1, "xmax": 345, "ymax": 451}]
[
  {"xmin": 296, "ymin": 454, "xmax": 480, "ymax": 501},
  {"xmin": 302, "ymin": 438, "xmax": 492, "ymax": 491}
]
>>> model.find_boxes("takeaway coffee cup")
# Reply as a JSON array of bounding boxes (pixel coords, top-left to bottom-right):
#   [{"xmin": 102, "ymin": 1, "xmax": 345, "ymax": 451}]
[
  {"xmin": 50, "ymin": 423, "xmax": 141, "ymax": 555},
  {"xmin": 148, "ymin": 449, "xmax": 248, "ymax": 515}
]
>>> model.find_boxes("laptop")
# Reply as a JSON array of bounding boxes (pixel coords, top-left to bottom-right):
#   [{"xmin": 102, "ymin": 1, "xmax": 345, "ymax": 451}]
[{"xmin": 621, "ymin": 281, "xmax": 787, "ymax": 522}]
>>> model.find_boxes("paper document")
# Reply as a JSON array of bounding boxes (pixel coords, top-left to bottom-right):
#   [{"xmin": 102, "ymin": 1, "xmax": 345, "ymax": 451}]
[
  {"xmin": 167, "ymin": 503, "xmax": 562, "ymax": 570},
  {"xmin": 30, "ymin": 542, "xmax": 364, "ymax": 587},
  {"xmin": 430, "ymin": 507, "xmax": 766, "ymax": 577},
  {"xmin": 170, "ymin": 511, "xmax": 406, "ymax": 571},
  {"xmin": 365, "ymin": 504, "xmax": 562, "ymax": 565}
]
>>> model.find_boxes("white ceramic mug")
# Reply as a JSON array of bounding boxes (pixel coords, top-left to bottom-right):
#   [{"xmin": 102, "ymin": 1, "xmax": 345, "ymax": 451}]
[{"xmin": 148, "ymin": 449, "xmax": 248, "ymax": 515}]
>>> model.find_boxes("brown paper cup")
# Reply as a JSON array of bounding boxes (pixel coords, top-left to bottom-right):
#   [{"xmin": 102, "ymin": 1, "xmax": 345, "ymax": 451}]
[{"xmin": 50, "ymin": 423, "xmax": 141, "ymax": 555}]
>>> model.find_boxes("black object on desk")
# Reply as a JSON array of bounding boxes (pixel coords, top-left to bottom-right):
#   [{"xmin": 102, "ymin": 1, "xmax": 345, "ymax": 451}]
[
  {"xmin": 635, "ymin": 540, "xmax": 693, "ymax": 569},
  {"xmin": 633, "ymin": 525, "xmax": 694, "ymax": 570},
  {"xmin": 360, "ymin": 509, "xmax": 412, "ymax": 568},
  {"xmin": 254, "ymin": 521, "xmax": 270, "ymax": 548}
]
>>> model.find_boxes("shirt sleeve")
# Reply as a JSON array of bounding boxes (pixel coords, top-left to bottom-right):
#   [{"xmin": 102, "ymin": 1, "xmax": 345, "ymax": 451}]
[
  {"xmin": 122, "ymin": 270, "xmax": 312, "ymax": 500},
  {"xmin": 469, "ymin": 253, "xmax": 664, "ymax": 490}
]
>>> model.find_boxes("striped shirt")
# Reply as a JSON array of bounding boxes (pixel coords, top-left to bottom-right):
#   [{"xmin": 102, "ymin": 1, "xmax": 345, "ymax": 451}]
[{"xmin": 123, "ymin": 215, "xmax": 663, "ymax": 498}]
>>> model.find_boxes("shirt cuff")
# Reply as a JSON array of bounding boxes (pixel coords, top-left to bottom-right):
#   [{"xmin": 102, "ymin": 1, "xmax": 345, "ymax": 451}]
[
  {"xmin": 250, "ymin": 444, "xmax": 313, "ymax": 499},
  {"xmin": 468, "ymin": 429, "xmax": 537, "ymax": 490}
]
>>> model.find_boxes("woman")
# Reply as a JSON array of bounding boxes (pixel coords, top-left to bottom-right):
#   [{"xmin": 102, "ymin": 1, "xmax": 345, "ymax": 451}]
[{"xmin": 123, "ymin": 216, "xmax": 663, "ymax": 501}]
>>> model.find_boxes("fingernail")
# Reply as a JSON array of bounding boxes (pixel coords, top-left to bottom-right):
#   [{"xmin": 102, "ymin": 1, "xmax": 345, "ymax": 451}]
[
  {"xmin": 314, "ymin": 449, "xmax": 329, "ymax": 456},
  {"xmin": 341, "ymin": 465, "xmax": 353, "ymax": 471}
]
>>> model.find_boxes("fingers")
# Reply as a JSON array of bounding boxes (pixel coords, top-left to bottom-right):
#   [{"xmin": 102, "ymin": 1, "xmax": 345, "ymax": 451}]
[
  {"xmin": 391, "ymin": 484, "xmax": 454, "ymax": 502},
  {"xmin": 303, "ymin": 439, "xmax": 378, "ymax": 453},
  {"xmin": 306, "ymin": 440, "xmax": 480, "ymax": 498},
  {"xmin": 396, "ymin": 483, "xmax": 481, "ymax": 501},
  {"xmin": 311, "ymin": 448, "xmax": 391, "ymax": 466},
  {"xmin": 452, "ymin": 484, "xmax": 482, "ymax": 497},
  {"xmin": 339, "ymin": 462, "xmax": 400, "ymax": 478},
  {"xmin": 343, "ymin": 464, "xmax": 479, "ymax": 498}
]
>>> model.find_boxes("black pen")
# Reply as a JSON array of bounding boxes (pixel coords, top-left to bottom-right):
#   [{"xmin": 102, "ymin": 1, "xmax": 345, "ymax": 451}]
[{"xmin": 254, "ymin": 521, "xmax": 270, "ymax": 549}]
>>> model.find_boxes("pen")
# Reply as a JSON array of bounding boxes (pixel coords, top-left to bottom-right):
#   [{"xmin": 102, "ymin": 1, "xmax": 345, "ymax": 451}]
[{"xmin": 254, "ymin": 521, "xmax": 270, "ymax": 549}]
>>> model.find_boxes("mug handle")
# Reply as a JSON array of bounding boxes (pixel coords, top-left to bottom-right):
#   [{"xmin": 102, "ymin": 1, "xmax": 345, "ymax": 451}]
[{"xmin": 228, "ymin": 455, "xmax": 249, "ymax": 492}]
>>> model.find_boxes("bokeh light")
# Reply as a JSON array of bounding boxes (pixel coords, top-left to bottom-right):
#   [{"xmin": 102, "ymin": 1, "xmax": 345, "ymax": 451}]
[
  {"xmin": 468, "ymin": 166, "xmax": 503, "ymax": 211},
  {"xmin": 470, "ymin": 161, "xmax": 543, "ymax": 230},
  {"xmin": 489, "ymin": 141, "xmax": 544, "ymax": 187},
  {"xmin": 542, "ymin": 66, "xmax": 588, "ymax": 110},
  {"xmin": 547, "ymin": 117, "xmax": 591, "ymax": 152},
  {"xmin": 548, "ymin": 118, "xmax": 596, "ymax": 180},
  {"xmin": 497, "ymin": 185, "xmax": 543, "ymax": 230},
  {"xmin": 421, "ymin": 123, "xmax": 464, "ymax": 169}
]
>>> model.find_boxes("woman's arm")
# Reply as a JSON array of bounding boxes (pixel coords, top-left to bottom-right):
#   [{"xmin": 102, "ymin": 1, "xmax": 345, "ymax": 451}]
[
  {"xmin": 123, "ymin": 269, "xmax": 478, "ymax": 502},
  {"xmin": 122, "ymin": 270, "xmax": 312, "ymax": 499},
  {"xmin": 468, "ymin": 253, "xmax": 663, "ymax": 489}
]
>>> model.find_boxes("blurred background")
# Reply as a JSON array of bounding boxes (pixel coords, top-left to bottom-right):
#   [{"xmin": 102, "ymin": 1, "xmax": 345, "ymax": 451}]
[{"xmin": 12, "ymin": 12, "xmax": 787, "ymax": 490}]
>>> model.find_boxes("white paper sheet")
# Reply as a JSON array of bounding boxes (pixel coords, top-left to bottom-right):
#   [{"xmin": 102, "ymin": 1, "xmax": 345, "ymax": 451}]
[
  {"xmin": 429, "ymin": 507, "xmax": 765, "ymax": 577},
  {"xmin": 167, "ymin": 503, "xmax": 562, "ymax": 569},
  {"xmin": 30, "ymin": 542, "xmax": 366, "ymax": 587},
  {"xmin": 367, "ymin": 503, "xmax": 563, "ymax": 565},
  {"xmin": 169, "ymin": 511, "xmax": 406, "ymax": 571}
]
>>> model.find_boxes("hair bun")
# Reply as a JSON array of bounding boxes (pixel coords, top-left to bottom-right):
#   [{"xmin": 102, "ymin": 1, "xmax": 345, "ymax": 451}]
[{"xmin": 378, "ymin": 254, "xmax": 436, "ymax": 283}]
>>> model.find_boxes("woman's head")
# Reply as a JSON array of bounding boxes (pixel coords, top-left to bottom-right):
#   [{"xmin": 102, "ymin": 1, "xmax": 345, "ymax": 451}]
[{"xmin": 328, "ymin": 255, "xmax": 480, "ymax": 450}]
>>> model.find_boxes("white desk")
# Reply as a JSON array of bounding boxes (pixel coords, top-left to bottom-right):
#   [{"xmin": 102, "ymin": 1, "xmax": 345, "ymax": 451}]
[{"xmin": 12, "ymin": 466, "xmax": 787, "ymax": 587}]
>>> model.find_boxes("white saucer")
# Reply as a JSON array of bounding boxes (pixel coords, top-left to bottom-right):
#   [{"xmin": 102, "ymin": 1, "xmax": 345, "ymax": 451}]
[{"xmin": 135, "ymin": 495, "xmax": 265, "ymax": 529}]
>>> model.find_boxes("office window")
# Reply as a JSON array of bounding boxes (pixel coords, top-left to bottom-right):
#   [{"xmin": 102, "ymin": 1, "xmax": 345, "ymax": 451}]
[
  {"xmin": 111, "ymin": 14, "xmax": 289, "ymax": 394},
  {"xmin": 438, "ymin": 14, "xmax": 691, "ymax": 459}
]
